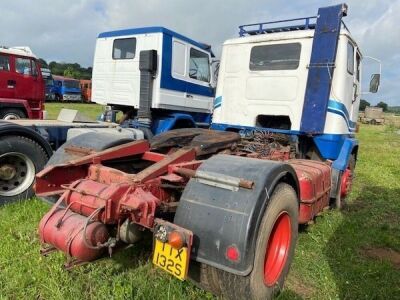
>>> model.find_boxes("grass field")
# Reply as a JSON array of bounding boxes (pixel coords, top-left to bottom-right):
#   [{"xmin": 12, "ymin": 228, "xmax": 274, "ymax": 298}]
[
  {"xmin": 0, "ymin": 103, "xmax": 399, "ymax": 299},
  {"xmin": 44, "ymin": 102, "xmax": 104, "ymax": 120}
]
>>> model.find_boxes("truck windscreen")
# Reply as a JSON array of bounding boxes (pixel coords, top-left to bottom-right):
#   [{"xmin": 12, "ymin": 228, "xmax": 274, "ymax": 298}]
[{"xmin": 64, "ymin": 80, "xmax": 80, "ymax": 89}]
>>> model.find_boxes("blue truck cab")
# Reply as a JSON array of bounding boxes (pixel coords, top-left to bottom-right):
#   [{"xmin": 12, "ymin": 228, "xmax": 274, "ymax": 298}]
[
  {"xmin": 41, "ymin": 68, "xmax": 55, "ymax": 101},
  {"xmin": 92, "ymin": 27, "xmax": 215, "ymax": 137},
  {"xmin": 52, "ymin": 75, "xmax": 82, "ymax": 102}
]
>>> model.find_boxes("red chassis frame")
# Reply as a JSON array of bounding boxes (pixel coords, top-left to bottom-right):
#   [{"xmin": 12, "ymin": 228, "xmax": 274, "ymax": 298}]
[{"xmin": 35, "ymin": 140, "xmax": 204, "ymax": 229}]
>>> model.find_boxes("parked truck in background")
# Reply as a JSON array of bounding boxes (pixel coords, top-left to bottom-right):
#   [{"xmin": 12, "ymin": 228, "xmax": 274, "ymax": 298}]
[
  {"xmin": 52, "ymin": 75, "xmax": 82, "ymax": 102},
  {"xmin": 0, "ymin": 27, "xmax": 215, "ymax": 204},
  {"xmin": 41, "ymin": 68, "xmax": 56, "ymax": 101},
  {"xmin": 92, "ymin": 27, "xmax": 215, "ymax": 136},
  {"xmin": 0, "ymin": 46, "xmax": 45, "ymax": 119},
  {"xmin": 80, "ymin": 79, "xmax": 92, "ymax": 102},
  {"xmin": 34, "ymin": 4, "xmax": 381, "ymax": 300},
  {"xmin": 360, "ymin": 106, "xmax": 384, "ymax": 124}
]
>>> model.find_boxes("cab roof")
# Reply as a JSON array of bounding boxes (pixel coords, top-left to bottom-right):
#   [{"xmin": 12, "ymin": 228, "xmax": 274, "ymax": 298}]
[
  {"xmin": 0, "ymin": 46, "xmax": 37, "ymax": 58},
  {"xmin": 98, "ymin": 26, "xmax": 214, "ymax": 56}
]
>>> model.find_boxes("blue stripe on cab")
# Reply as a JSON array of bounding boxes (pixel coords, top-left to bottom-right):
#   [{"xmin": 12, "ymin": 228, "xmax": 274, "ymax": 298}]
[
  {"xmin": 214, "ymin": 96, "xmax": 222, "ymax": 109},
  {"xmin": 327, "ymin": 99, "xmax": 356, "ymax": 131}
]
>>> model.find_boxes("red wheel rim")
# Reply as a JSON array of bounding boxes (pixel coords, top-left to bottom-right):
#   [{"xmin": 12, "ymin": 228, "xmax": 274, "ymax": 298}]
[
  {"xmin": 340, "ymin": 168, "xmax": 352, "ymax": 198},
  {"xmin": 264, "ymin": 212, "xmax": 291, "ymax": 286}
]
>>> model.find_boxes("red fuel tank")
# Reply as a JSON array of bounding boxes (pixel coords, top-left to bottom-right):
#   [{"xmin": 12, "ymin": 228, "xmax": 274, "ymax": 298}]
[
  {"xmin": 289, "ymin": 160, "xmax": 332, "ymax": 224},
  {"xmin": 39, "ymin": 208, "xmax": 109, "ymax": 262}
]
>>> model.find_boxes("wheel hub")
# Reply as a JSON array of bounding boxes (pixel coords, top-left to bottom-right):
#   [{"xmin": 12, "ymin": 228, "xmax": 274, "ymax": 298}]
[
  {"xmin": 3, "ymin": 113, "xmax": 20, "ymax": 120},
  {"xmin": 340, "ymin": 168, "xmax": 352, "ymax": 198},
  {"xmin": 0, "ymin": 164, "xmax": 17, "ymax": 181},
  {"xmin": 0, "ymin": 152, "xmax": 35, "ymax": 197},
  {"xmin": 264, "ymin": 212, "xmax": 291, "ymax": 286}
]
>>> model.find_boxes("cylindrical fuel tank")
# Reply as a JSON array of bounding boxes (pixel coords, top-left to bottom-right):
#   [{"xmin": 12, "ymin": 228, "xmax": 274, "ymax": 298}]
[{"xmin": 39, "ymin": 208, "xmax": 109, "ymax": 262}]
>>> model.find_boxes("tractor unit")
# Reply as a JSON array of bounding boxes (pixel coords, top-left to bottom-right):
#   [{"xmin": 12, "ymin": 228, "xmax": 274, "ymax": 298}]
[{"xmin": 35, "ymin": 4, "xmax": 380, "ymax": 299}]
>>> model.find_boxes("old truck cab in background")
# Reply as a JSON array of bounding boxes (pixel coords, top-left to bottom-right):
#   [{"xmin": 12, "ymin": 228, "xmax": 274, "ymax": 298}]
[{"xmin": 0, "ymin": 46, "xmax": 45, "ymax": 119}]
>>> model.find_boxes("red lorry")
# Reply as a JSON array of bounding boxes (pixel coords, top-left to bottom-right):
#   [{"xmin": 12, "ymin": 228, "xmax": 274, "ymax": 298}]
[{"xmin": 0, "ymin": 46, "xmax": 45, "ymax": 120}]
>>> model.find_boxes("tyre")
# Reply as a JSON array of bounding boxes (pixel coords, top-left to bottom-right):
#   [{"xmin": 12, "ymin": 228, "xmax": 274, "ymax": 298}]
[
  {"xmin": 0, "ymin": 136, "xmax": 48, "ymax": 205},
  {"xmin": 191, "ymin": 183, "xmax": 298, "ymax": 300},
  {"xmin": 371, "ymin": 119, "xmax": 377, "ymax": 125},
  {"xmin": 335, "ymin": 154, "xmax": 356, "ymax": 209},
  {"xmin": 0, "ymin": 108, "xmax": 27, "ymax": 120}
]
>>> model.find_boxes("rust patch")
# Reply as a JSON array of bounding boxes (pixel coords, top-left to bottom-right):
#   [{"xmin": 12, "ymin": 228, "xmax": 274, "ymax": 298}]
[{"xmin": 361, "ymin": 247, "xmax": 400, "ymax": 269}]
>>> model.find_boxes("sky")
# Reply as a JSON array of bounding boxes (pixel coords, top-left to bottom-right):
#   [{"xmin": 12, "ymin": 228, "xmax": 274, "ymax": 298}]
[{"xmin": 0, "ymin": 0, "xmax": 398, "ymax": 105}]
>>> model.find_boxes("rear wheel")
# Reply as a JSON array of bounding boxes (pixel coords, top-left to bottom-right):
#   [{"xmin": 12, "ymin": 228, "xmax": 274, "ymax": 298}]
[
  {"xmin": 0, "ymin": 108, "xmax": 27, "ymax": 120},
  {"xmin": 191, "ymin": 183, "xmax": 298, "ymax": 300},
  {"xmin": 335, "ymin": 154, "xmax": 356, "ymax": 209},
  {"xmin": 0, "ymin": 136, "xmax": 48, "ymax": 205}
]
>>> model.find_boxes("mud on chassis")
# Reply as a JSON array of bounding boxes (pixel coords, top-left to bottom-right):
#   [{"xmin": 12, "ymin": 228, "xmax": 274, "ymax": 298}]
[{"xmin": 35, "ymin": 128, "xmax": 340, "ymax": 300}]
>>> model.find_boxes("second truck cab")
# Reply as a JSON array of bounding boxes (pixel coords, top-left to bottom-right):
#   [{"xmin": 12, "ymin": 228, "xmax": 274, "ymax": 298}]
[
  {"xmin": 92, "ymin": 27, "xmax": 215, "ymax": 134},
  {"xmin": 0, "ymin": 46, "xmax": 45, "ymax": 119},
  {"xmin": 52, "ymin": 75, "xmax": 82, "ymax": 102}
]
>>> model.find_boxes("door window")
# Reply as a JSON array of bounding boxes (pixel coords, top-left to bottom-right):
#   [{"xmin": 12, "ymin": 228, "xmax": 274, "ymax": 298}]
[
  {"xmin": 113, "ymin": 38, "xmax": 136, "ymax": 59},
  {"xmin": 31, "ymin": 59, "xmax": 38, "ymax": 76},
  {"xmin": 189, "ymin": 48, "xmax": 210, "ymax": 82},
  {"xmin": 355, "ymin": 51, "xmax": 361, "ymax": 81},
  {"xmin": 250, "ymin": 43, "xmax": 301, "ymax": 71},
  {"xmin": 347, "ymin": 42, "xmax": 354, "ymax": 75},
  {"xmin": 172, "ymin": 41, "xmax": 186, "ymax": 76},
  {"xmin": 16, "ymin": 58, "xmax": 33, "ymax": 75},
  {"xmin": 0, "ymin": 55, "xmax": 10, "ymax": 71}
]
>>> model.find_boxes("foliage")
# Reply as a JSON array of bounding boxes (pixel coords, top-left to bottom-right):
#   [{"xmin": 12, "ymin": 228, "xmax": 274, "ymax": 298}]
[
  {"xmin": 376, "ymin": 101, "xmax": 389, "ymax": 112},
  {"xmin": 359, "ymin": 99, "xmax": 370, "ymax": 111},
  {"xmin": 40, "ymin": 58, "xmax": 92, "ymax": 80}
]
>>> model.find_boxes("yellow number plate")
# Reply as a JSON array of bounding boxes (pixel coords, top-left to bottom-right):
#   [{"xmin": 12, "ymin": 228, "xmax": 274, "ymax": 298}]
[{"xmin": 152, "ymin": 239, "xmax": 189, "ymax": 280}]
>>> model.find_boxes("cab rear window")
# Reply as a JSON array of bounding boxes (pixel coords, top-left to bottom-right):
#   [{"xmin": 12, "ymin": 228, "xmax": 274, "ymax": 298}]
[
  {"xmin": 0, "ymin": 55, "xmax": 10, "ymax": 71},
  {"xmin": 113, "ymin": 38, "xmax": 136, "ymax": 59},
  {"xmin": 250, "ymin": 43, "xmax": 301, "ymax": 71}
]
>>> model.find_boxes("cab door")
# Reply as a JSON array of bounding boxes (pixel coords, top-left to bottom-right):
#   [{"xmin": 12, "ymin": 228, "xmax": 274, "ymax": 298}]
[
  {"xmin": 14, "ymin": 56, "xmax": 39, "ymax": 100},
  {"xmin": 0, "ymin": 54, "xmax": 16, "ymax": 98},
  {"xmin": 185, "ymin": 46, "xmax": 213, "ymax": 110}
]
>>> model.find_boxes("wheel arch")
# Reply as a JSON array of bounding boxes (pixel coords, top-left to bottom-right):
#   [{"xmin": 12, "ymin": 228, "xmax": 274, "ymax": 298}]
[
  {"xmin": 174, "ymin": 154, "xmax": 299, "ymax": 276},
  {"xmin": 0, "ymin": 102, "xmax": 30, "ymax": 118}
]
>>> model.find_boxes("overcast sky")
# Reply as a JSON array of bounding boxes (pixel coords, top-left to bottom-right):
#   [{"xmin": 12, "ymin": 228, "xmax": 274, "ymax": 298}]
[{"xmin": 1, "ymin": 0, "xmax": 398, "ymax": 105}]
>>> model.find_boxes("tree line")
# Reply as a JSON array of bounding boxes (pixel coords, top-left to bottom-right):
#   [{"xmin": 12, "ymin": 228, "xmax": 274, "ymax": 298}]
[
  {"xmin": 359, "ymin": 99, "xmax": 399, "ymax": 113},
  {"xmin": 39, "ymin": 58, "xmax": 92, "ymax": 80}
]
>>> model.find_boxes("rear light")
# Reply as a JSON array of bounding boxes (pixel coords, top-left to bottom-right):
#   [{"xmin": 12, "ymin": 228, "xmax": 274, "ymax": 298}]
[
  {"xmin": 226, "ymin": 245, "xmax": 240, "ymax": 262},
  {"xmin": 168, "ymin": 230, "xmax": 185, "ymax": 249}
]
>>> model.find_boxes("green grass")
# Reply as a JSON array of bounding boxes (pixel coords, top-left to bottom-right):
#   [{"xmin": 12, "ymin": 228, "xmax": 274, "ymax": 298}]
[
  {"xmin": 1, "ymin": 105, "xmax": 399, "ymax": 299},
  {"xmin": 45, "ymin": 102, "xmax": 104, "ymax": 120}
]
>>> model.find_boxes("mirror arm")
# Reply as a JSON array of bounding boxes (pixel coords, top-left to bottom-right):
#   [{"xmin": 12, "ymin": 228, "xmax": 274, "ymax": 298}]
[{"xmin": 363, "ymin": 56, "xmax": 382, "ymax": 74}]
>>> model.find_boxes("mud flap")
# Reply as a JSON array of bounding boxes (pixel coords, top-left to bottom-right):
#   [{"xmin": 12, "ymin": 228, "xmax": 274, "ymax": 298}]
[{"xmin": 174, "ymin": 154, "xmax": 298, "ymax": 276}]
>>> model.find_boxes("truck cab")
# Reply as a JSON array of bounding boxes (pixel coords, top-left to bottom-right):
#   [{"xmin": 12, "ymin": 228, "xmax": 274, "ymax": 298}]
[
  {"xmin": 0, "ymin": 46, "xmax": 45, "ymax": 119},
  {"xmin": 80, "ymin": 79, "xmax": 92, "ymax": 102},
  {"xmin": 52, "ymin": 75, "xmax": 82, "ymax": 102},
  {"xmin": 92, "ymin": 27, "xmax": 215, "ymax": 135},
  {"xmin": 41, "ymin": 68, "xmax": 56, "ymax": 101},
  {"xmin": 212, "ymin": 6, "xmax": 378, "ymax": 166}
]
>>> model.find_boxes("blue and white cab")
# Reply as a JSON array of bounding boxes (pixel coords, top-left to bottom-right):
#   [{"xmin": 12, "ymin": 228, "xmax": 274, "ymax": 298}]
[
  {"xmin": 92, "ymin": 27, "xmax": 214, "ymax": 132},
  {"xmin": 212, "ymin": 4, "xmax": 380, "ymax": 173}
]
